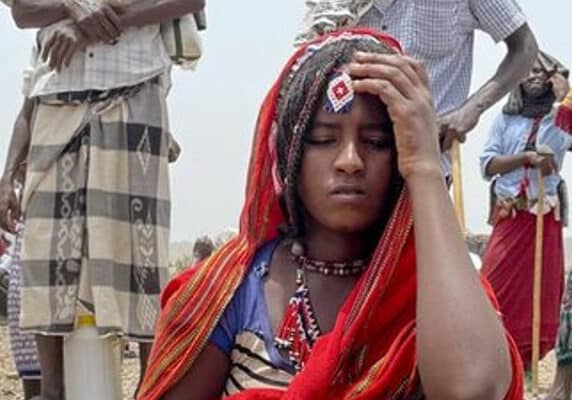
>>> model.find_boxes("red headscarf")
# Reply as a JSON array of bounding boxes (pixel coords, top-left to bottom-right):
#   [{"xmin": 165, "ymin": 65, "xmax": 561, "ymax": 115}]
[{"xmin": 138, "ymin": 28, "xmax": 523, "ymax": 400}]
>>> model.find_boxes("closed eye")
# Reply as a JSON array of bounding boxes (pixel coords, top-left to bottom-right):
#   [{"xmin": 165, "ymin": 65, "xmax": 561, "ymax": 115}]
[
  {"xmin": 364, "ymin": 137, "xmax": 394, "ymax": 149},
  {"xmin": 362, "ymin": 122, "xmax": 393, "ymax": 149},
  {"xmin": 305, "ymin": 136, "xmax": 337, "ymax": 146}
]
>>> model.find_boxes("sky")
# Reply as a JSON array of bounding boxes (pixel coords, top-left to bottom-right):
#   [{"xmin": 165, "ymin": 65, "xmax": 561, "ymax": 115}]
[{"xmin": 0, "ymin": 1, "xmax": 571, "ymax": 242}]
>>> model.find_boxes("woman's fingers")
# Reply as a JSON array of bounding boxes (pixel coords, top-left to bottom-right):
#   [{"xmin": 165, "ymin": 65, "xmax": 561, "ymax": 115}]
[
  {"xmin": 349, "ymin": 62, "xmax": 416, "ymax": 100},
  {"xmin": 354, "ymin": 52, "xmax": 424, "ymax": 87},
  {"xmin": 349, "ymin": 53, "xmax": 432, "ymax": 104},
  {"xmin": 353, "ymin": 78, "xmax": 408, "ymax": 116}
]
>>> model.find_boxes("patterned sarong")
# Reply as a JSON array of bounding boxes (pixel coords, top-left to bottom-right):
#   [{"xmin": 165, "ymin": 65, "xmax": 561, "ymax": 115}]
[
  {"xmin": 481, "ymin": 209, "xmax": 564, "ymax": 369},
  {"xmin": 7, "ymin": 225, "xmax": 41, "ymax": 379},
  {"xmin": 19, "ymin": 78, "xmax": 170, "ymax": 341}
]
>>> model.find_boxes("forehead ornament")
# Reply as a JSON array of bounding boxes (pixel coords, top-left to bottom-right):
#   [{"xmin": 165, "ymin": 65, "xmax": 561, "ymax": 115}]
[{"xmin": 324, "ymin": 70, "xmax": 355, "ymax": 114}]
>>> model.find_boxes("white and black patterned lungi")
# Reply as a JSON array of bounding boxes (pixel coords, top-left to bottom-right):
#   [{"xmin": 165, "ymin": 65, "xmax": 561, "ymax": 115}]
[{"xmin": 19, "ymin": 77, "xmax": 170, "ymax": 342}]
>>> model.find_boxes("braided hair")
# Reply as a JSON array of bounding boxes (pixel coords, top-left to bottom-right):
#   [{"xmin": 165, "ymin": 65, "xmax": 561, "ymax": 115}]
[{"xmin": 275, "ymin": 37, "xmax": 402, "ymax": 238}]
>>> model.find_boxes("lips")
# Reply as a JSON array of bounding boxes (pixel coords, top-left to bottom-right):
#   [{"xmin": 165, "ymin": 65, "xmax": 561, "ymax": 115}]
[{"xmin": 330, "ymin": 183, "xmax": 367, "ymax": 201}]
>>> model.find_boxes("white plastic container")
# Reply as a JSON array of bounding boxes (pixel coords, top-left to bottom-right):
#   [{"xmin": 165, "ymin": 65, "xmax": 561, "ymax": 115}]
[{"xmin": 64, "ymin": 315, "xmax": 123, "ymax": 400}]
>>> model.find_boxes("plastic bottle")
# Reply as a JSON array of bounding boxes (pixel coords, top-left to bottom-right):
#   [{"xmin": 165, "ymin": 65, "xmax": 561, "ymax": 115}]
[{"xmin": 63, "ymin": 314, "xmax": 123, "ymax": 400}]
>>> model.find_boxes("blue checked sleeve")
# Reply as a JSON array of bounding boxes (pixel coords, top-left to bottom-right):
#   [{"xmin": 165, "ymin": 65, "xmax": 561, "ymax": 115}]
[{"xmin": 480, "ymin": 114, "xmax": 507, "ymax": 180}]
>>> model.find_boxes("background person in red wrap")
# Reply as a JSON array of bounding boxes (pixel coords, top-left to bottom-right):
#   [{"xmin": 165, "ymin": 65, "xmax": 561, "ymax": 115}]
[
  {"xmin": 480, "ymin": 56, "xmax": 572, "ymax": 371},
  {"xmin": 140, "ymin": 29, "xmax": 523, "ymax": 400}
]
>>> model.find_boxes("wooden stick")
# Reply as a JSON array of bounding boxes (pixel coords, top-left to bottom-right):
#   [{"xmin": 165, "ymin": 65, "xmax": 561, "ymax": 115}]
[
  {"xmin": 451, "ymin": 140, "xmax": 466, "ymax": 232},
  {"xmin": 531, "ymin": 170, "xmax": 545, "ymax": 398}
]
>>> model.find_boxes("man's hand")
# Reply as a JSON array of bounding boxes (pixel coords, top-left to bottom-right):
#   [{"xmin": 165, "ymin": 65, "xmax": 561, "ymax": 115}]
[
  {"xmin": 167, "ymin": 133, "xmax": 181, "ymax": 163},
  {"xmin": 524, "ymin": 151, "xmax": 556, "ymax": 176},
  {"xmin": 0, "ymin": 179, "xmax": 21, "ymax": 234},
  {"xmin": 550, "ymin": 72, "xmax": 570, "ymax": 103},
  {"xmin": 437, "ymin": 106, "xmax": 480, "ymax": 151},
  {"xmin": 41, "ymin": 22, "xmax": 88, "ymax": 71},
  {"xmin": 63, "ymin": 0, "xmax": 122, "ymax": 44}
]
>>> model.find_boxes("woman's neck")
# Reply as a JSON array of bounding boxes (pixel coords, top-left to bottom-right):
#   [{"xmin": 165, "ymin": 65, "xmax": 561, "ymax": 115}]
[{"xmin": 301, "ymin": 226, "xmax": 377, "ymax": 262}]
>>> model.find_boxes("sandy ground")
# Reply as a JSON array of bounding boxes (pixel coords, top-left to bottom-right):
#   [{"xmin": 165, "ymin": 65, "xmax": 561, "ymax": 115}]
[
  {"xmin": 0, "ymin": 324, "xmax": 561, "ymax": 399},
  {"xmin": 0, "ymin": 326, "xmax": 141, "ymax": 400}
]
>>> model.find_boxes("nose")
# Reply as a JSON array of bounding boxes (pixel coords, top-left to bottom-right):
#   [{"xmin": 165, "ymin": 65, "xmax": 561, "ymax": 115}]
[
  {"xmin": 334, "ymin": 140, "xmax": 364, "ymax": 175},
  {"xmin": 531, "ymin": 71, "xmax": 543, "ymax": 80}
]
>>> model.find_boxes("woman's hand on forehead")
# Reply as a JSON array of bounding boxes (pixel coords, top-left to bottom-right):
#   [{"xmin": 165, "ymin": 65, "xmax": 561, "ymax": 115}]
[{"xmin": 349, "ymin": 52, "xmax": 442, "ymax": 181}]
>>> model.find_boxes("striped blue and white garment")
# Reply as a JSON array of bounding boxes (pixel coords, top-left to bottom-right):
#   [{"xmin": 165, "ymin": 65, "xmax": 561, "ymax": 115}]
[{"xmin": 209, "ymin": 240, "xmax": 295, "ymax": 396}]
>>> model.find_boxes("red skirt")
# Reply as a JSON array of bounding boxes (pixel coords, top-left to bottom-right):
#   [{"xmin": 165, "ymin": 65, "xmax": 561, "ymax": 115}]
[{"xmin": 482, "ymin": 210, "xmax": 564, "ymax": 369}]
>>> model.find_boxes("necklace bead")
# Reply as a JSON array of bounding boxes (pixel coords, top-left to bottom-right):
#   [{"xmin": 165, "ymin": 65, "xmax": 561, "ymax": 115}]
[{"xmin": 274, "ymin": 241, "xmax": 370, "ymax": 372}]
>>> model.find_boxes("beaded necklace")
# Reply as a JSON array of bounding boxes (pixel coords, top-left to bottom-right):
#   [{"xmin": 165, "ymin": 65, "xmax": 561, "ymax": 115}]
[{"xmin": 274, "ymin": 243, "xmax": 369, "ymax": 372}]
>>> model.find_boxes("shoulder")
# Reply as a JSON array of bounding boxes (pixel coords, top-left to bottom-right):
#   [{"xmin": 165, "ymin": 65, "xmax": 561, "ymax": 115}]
[{"xmin": 491, "ymin": 113, "xmax": 514, "ymax": 132}]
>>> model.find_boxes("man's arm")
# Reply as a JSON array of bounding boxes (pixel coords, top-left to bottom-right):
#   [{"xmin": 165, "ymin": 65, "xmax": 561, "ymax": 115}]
[
  {"xmin": 487, "ymin": 152, "xmax": 555, "ymax": 177},
  {"xmin": 119, "ymin": 0, "xmax": 205, "ymax": 29},
  {"xmin": 11, "ymin": 0, "xmax": 67, "ymax": 28},
  {"xmin": 13, "ymin": 0, "xmax": 205, "ymax": 45},
  {"xmin": 440, "ymin": 24, "xmax": 538, "ymax": 149},
  {"xmin": 12, "ymin": 0, "xmax": 121, "ymax": 44},
  {"xmin": 0, "ymin": 98, "xmax": 34, "ymax": 233},
  {"xmin": 466, "ymin": 24, "xmax": 538, "ymax": 120},
  {"xmin": 485, "ymin": 152, "xmax": 529, "ymax": 176},
  {"xmin": 1, "ymin": 99, "xmax": 33, "ymax": 183}
]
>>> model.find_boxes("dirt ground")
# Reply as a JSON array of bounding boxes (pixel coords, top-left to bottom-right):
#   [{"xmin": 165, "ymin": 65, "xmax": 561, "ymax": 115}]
[
  {"xmin": 0, "ymin": 326, "xmax": 141, "ymax": 400},
  {"xmin": 0, "ymin": 325, "xmax": 561, "ymax": 399}
]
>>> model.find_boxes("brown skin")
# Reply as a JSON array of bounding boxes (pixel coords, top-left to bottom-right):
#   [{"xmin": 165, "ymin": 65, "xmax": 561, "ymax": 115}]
[
  {"xmin": 22, "ymin": 379, "xmax": 41, "ymax": 400},
  {"xmin": 0, "ymin": 100, "xmax": 63, "ymax": 400},
  {"xmin": 162, "ymin": 93, "xmax": 393, "ymax": 400},
  {"xmin": 12, "ymin": 0, "xmax": 205, "ymax": 30},
  {"xmin": 0, "ymin": 98, "xmax": 33, "ymax": 233},
  {"xmin": 550, "ymin": 72, "xmax": 570, "ymax": 102},
  {"xmin": 63, "ymin": 0, "xmax": 122, "ymax": 44},
  {"xmin": 439, "ymin": 24, "xmax": 539, "ymax": 150},
  {"xmin": 350, "ymin": 52, "xmax": 512, "ymax": 399},
  {"xmin": 486, "ymin": 63, "xmax": 560, "ymax": 178},
  {"xmin": 298, "ymin": 95, "xmax": 394, "ymax": 242},
  {"xmin": 11, "ymin": 0, "xmax": 205, "ymax": 71},
  {"xmin": 39, "ymin": 21, "xmax": 87, "ymax": 71},
  {"xmin": 163, "ymin": 54, "xmax": 512, "ymax": 400},
  {"xmin": 168, "ymin": 132, "xmax": 182, "ymax": 163},
  {"xmin": 35, "ymin": 335, "xmax": 64, "ymax": 400}
]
